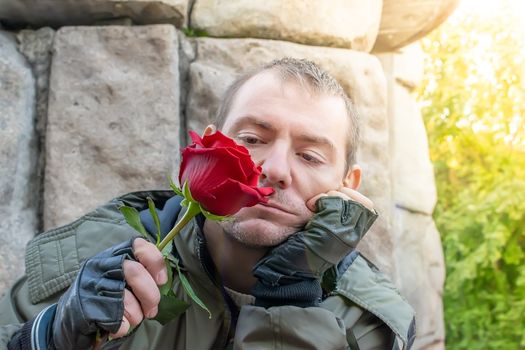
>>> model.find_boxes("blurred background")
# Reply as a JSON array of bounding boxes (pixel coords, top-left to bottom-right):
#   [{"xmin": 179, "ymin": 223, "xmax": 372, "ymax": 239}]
[
  {"xmin": 0, "ymin": 0, "xmax": 523, "ymax": 348},
  {"xmin": 418, "ymin": 0, "xmax": 525, "ymax": 348}
]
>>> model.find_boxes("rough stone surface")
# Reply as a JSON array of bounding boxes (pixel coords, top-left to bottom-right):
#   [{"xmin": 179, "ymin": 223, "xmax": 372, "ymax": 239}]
[
  {"xmin": 186, "ymin": 37, "xmax": 396, "ymax": 279},
  {"xmin": 373, "ymin": 0, "xmax": 460, "ymax": 52},
  {"xmin": 16, "ymin": 27, "xmax": 56, "ymax": 231},
  {"xmin": 393, "ymin": 208, "xmax": 445, "ymax": 350},
  {"xmin": 44, "ymin": 25, "xmax": 180, "ymax": 229},
  {"xmin": 377, "ymin": 43, "xmax": 425, "ymax": 91},
  {"xmin": 381, "ymin": 44, "xmax": 445, "ymax": 349},
  {"xmin": 0, "ymin": 31, "xmax": 38, "ymax": 296},
  {"xmin": 177, "ymin": 32, "xmax": 197, "ymax": 146},
  {"xmin": 0, "ymin": 0, "xmax": 188, "ymax": 28},
  {"xmin": 390, "ymin": 85, "xmax": 437, "ymax": 214},
  {"xmin": 191, "ymin": 0, "xmax": 383, "ymax": 52}
]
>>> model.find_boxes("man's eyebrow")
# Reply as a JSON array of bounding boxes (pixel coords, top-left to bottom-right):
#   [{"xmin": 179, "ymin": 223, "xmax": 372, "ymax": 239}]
[
  {"xmin": 230, "ymin": 115, "xmax": 276, "ymax": 132},
  {"xmin": 298, "ymin": 133, "xmax": 336, "ymax": 152},
  {"xmin": 229, "ymin": 115, "xmax": 336, "ymax": 151}
]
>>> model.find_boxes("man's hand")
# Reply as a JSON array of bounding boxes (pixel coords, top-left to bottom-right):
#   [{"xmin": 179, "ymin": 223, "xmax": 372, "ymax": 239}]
[
  {"xmin": 112, "ymin": 238, "xmax": 167, "ymax": 337},
  {"xmin": 51, "ymin": 238, "xmax": 167, "ymax": 349},
  {"xmin": 252, "ymin": 194, "xmax": 377, "ymax": 308},
  {"xmin": 306, "ymin": 186, "xmax": 374, "ymax": 212}
]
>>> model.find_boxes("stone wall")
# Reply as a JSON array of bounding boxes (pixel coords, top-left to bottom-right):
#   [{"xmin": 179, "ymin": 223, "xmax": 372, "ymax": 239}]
[
  {"xmin": 0, "ymin": 1, "xmax": 458, "ymax": 348},
  {"xmin": 378, "ymin": 43, "xmax": 446, "ymax": 350}
]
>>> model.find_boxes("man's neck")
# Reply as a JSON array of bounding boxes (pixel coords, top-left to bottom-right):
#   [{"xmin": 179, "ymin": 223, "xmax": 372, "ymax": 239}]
[{"xmin": 203, "ymin": 220, "xmax": 268, "ymax": 294}]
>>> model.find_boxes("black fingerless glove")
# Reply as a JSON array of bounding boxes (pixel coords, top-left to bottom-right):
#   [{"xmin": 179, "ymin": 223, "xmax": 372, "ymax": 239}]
[
  {"xmin": 7, "ymin": 239, "xmax": 137, "ymax": 350},
  {"xmin": 252, "ymin": 197, "xmax": 378, "ymax": 308},
  {"xmin": 52, "ymin": 238, "xmax": 137, "ymax": 349}
]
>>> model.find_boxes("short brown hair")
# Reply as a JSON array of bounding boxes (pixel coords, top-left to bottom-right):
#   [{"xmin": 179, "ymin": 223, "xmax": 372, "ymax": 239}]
[{"xmin": 215, "ymin": 57, "xmax": 360, "ymax": 167}]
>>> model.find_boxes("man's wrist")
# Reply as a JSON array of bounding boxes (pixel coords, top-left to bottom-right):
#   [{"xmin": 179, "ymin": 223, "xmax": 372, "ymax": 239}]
[
  {"xmin": 7, "ymin": 304, "xmax": 57, "ymax": 350},
  {"xmin": 304, "ymin": 196, "xmax": 378, "ymax": 265},
  {"xmin": 252, "ymin": 279, "xmax": 323, "ymax": 308}
]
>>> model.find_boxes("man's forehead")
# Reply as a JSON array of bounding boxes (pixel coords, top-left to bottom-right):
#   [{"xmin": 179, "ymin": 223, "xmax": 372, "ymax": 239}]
[{"xmin": 225, "ymin": 114, "xmax": 338, "ymax": 152}]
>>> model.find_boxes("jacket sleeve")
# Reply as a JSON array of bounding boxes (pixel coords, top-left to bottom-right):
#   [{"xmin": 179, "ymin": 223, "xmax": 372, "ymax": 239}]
[
  {"xmin": 0, "ymin": 324, "xmax": 23, "ymax": 349},
  {"xmin": 234, "ymin": 304, "xmax": 394, "ymax": 350},
  {"xmin": 0, "ymin": 191, "xmax": 154, "ymax": 348},
  {"xmin": 0, "ymin": 278, "xmax": 36, "ymax": 348},
  {"xmin": 0, "ymin": 275, "xmax": 59, "ymax": 349}
]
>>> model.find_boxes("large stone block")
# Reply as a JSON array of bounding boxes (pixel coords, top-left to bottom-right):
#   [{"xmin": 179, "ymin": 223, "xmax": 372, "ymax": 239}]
[
  {"xmin": 393, "ymin": 208, "xmax": 445, "ymax": 349},
  {"xmin": 373, "ymin": 0, "xmax": 460, "ymax": 52},
  {"xmin": 390, "ymin": 85, "xmax": 437, "ymax": 215},
  {"xmin": 377, "ymin": 42, "xmax": 424, "ymax": 91},
  {"xmin": 0, "ymin": 0, "xmax": 188, "ymax": 28},
  {"xmin": 44, "ymin": 25, "xmax": 180, "ymax": 229},
  {"xmin": 191, "ymin": 0, "xmax": 383, "ymax": 52},
  {"xmin": 17, "ymin": 28, "xmax": 55, "ymax": 133},
  {"xmin": 0, "ymin": 31, "xmax": 38, "ymax": 296},
  {"xmin": 16, "ymin": 28, "xmax": 56, "ymax": 231},
  {"xmin": 186, "ymin": 37, "xmax": 396, "ymax": 279}
]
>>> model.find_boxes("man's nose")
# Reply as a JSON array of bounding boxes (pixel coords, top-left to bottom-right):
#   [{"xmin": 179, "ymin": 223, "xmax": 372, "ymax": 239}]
[{"xmin": 259, "ymin": 142, "xmax": 292, "ymax": 189}]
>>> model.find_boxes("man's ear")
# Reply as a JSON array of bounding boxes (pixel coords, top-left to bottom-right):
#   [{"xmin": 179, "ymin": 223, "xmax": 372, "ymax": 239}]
[
  {"xmin": 343, "ymin": 164, "xmax": 362, "ymax": 190},
  {"xmin": 202, "ymin": 124, "xmax": 217, "ymax": 137}
]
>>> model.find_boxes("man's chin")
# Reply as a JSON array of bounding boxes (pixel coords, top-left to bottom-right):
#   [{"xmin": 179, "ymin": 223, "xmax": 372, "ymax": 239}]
[{"xmin": 219, "ymin": 217, "xmax": 296, "ymax": 248}]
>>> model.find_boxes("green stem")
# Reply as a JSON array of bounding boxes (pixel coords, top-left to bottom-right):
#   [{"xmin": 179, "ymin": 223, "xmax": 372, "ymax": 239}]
[{"xmin": 157, "ymin": 201, "xmax": 201, "ymax": 251}]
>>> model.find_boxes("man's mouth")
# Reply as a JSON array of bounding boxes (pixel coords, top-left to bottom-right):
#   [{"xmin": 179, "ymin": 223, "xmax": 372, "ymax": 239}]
[{"xmin": 259, "ymin": 202, "xmax": 294, "ymax": 215}]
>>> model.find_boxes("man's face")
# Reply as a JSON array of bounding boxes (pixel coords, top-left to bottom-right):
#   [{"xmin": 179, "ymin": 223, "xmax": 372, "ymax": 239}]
[{"xmin": 218, "ymin": 70, "xmax": 353, "ymax": 247}]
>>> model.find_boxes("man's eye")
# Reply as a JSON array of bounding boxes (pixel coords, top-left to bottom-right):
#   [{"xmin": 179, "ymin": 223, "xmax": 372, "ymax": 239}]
[
  {"xmin": 244, "ymin": 137, "xmax": 259, "ymax": 144},
  {"xmin": 299, "ymin": 153, "xmax": 321, "ymax": 164},
  {"xmin": 238, "ymin": 135, "xmax": 261, "ymax": 145}
]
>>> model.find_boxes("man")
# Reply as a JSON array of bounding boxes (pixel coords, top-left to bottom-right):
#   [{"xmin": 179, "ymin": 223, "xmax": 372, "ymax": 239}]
[{"xmin": 1, "ymin": 58, "xmax": 415, "ymax": 349}]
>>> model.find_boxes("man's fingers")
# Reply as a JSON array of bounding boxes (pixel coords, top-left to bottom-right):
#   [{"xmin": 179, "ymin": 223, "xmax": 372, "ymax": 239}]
[
  {"xmin": 337, "ymin": 187, "xmax": 374, "ymax": 211},
  {"xmin": 132, "ymin": 238, "xmax": 167, "ymax": 285},
  {"xmin": 306, "ymin": 193, "xmax": 327, "ymax": 211},
  {"xmin": 307, "ymin": 188, "xmax": 375, "ymax": 212},
  {"xmin": 110, "ymin": 289, "xmax": 145, "ymax": 339},
  {"xmin": 123, "ymin": 260, "xmax": 161, "ymax": 319},
  {"xmin": 111, "ymin": 316, "xmax": 130, "ymax": 339},
  {"xmin": 123, "ymin": 289, "xmax": 144, "ymax": 327}
]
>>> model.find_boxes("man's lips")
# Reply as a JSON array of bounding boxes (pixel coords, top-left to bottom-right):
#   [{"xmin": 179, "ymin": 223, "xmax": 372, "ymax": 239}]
[{"xmin": 259, "ymin": 202, "xmax": 294, "ymax": 215}]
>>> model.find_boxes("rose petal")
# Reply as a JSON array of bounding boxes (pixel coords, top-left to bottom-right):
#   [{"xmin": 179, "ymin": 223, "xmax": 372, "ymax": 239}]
[
  {"xmin": 180, "ymin": 130, "xmax": 272, "ymax": 216},
  {"xmin": 189, "ymin": 131, "xmax": 205, "ymax": 147},
  {"xmin": 246, "ymin": 164, "xmax": 264, "ymax": 187},
  {"xmin": 180, "ymin": 147, "xmax": 251, "ymax": 185},
  {"xmin": 257, "ymin": 187, "xmax": 275, "ymax": 196},
  {"xmin": 202, "ymin": 131, "xmax": 249, "ymax": 154},
  {"xmin": 201, "ymin": 178, "xmax": 273, "ymax": 216}
]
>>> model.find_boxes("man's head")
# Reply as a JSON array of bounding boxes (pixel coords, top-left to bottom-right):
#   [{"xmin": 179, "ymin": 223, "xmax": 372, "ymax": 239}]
[
  {"xmin": 205, "ymin": 58, "xmax": 363, "ymax": 247},
  {"xmin": 215, "ymin": 58, "xmax": 360, "ymax": 168}
]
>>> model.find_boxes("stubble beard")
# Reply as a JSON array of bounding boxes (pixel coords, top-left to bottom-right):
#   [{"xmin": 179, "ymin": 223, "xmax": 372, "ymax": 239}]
[
  {"xmin": 218, "ymin": 217, "xmax": 296, "ymax": 248},
  {"xmin": 218, "ymin": 189, "xmax": 312, "ymax": 248}
]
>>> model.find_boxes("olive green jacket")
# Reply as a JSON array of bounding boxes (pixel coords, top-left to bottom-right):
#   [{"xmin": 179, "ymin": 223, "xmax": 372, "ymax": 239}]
[{"xmin": 0, "ymin": 191, "xmax": 415, "ymax": 349}]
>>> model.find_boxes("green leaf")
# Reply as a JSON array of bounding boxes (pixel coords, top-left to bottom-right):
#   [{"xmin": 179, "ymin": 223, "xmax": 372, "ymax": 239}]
[
  {"xmin": 181, "ymin": 27, "xmax": 208, "ymax": 38},
  {"xmin": 168, "ymin": 175, "xmax": 184, "ymax": 196},
  {"xmin": 153, "ymin": 295, "xmax": 190, "ymax": 325},
  {"xmin": 165, "ymin": 254, "xmax": 180, "ymax": 269},
  {"xmin": 159, "ymin": 258, "xmax": 174, "ymax": 296},
  {"xmin": 182, "ymin": 181, "xmax": 195, "ymax": 202},
  {"xmin": 199, "ymin": 205, "xmax": 228, "ymax": 221},
  {"xmin": 161, "ymin": 240, "xmax": 173, "ymax": 257},
  {"xmin": 147, "ymin": 197, "xmax": 162, "ymax": 245},
  {"xmin": 174, "ymin": 259, "xmax": 212, "ymax": 319},
  {"xmin": 119, "ymin": 205, "xmax": 148, "ymax": 239}
]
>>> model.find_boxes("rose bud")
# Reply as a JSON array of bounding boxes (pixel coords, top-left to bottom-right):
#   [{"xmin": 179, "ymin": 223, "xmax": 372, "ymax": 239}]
[{"xmin": 179, "ymin": 131, "xmax": 274, "ymax": 216}]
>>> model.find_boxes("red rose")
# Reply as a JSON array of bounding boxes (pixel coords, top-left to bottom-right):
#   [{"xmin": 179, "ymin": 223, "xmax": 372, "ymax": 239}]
[{"xmin": 179, "ymin": 131, "xmax": 274, "ymax": 216}]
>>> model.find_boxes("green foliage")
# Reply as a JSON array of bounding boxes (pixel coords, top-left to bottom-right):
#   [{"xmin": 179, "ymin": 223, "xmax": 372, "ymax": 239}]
[
  {"xmin": 119, "ymin": 205, "xmax": 149, "ymax": 239},
  {"xmin": 181, "ymin": 27, "xmax": 209, "ymax": 38},
  {"xmin": 418, "ymin": 1, "xmax": 525, "ymax": 348},
  {"xmin": 154, "ymin": 296, "xmax": 190, "ymax": 325},
  {"xmin": 172, "ymin": 256, "xmax": 212, "ymax": 319},
  {"xmin": 147, "ymin": 197, "xmax": 162, "ymax": 245}
]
